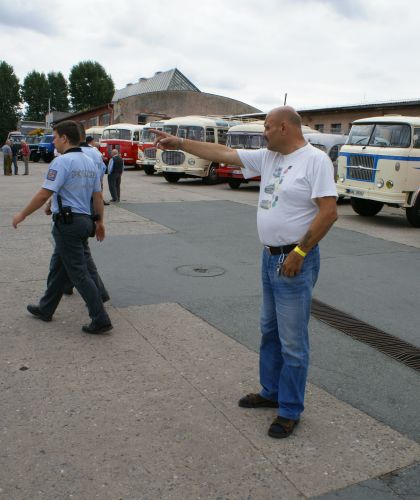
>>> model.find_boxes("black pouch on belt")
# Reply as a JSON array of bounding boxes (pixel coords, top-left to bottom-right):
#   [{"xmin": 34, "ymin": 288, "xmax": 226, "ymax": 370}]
[{"xmin": 57, "ymin": 195, "xmax": 73, "ymax": 224}]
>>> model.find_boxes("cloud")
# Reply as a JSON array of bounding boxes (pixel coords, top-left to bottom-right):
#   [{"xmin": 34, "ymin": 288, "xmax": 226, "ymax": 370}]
[{"xmin": 0, "ymin": 2, "xmax": 56, "ymax": 35}]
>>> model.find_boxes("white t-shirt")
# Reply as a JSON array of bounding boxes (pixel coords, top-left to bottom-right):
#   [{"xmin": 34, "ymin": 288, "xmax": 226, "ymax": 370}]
[{"xmin": 237, "ymin": 143, "xmax": 337, "ymax": 246}]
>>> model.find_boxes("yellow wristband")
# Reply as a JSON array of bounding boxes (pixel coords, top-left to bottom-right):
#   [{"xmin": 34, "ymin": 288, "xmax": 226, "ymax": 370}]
[{"xmin": 293, "ymin": 246, "xmax": 307, "ymax": 258}]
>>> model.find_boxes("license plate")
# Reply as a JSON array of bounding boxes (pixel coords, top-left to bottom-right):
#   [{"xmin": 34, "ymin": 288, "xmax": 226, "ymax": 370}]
[
  {"xmin": 165, "ymin": 168, "xmax": 180, "ymax": 172},
  {"xmin": 347, "ymin": 189, "xmax": 364, "ymax": 197}
]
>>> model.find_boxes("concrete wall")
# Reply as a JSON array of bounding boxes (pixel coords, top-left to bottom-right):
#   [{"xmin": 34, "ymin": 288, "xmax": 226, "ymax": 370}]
[
  {"xmin": 112, "ymin": 90, "xmax": 261, "ymax": 124},
  {"xmin": 300, "ymin": 105, "xmax": 420, "ymax": 135}
]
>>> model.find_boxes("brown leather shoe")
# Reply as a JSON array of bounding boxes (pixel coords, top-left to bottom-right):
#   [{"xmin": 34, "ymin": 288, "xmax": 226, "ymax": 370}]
[
  {"xmin": 268, "ymin": 416, "xmax": 299, "ymax": 438},
  {"xmin": 238, "ymin": 393, "xmax": 279, "ymax": 408}
]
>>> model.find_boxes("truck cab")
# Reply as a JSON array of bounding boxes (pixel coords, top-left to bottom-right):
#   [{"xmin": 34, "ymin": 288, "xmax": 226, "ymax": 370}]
[
  {"xmin": 37, "ymin": 134, "xmax": 55, "ymax": 163},
  {"xmin": 336, "ymin": 115, "xmax": 420, "ymax": 227}
]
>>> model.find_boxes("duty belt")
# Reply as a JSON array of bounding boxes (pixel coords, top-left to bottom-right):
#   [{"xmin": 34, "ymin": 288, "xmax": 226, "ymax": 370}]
[{"xmin": 264, "ymin": 244, "xmax": 297, "ymax": 255}]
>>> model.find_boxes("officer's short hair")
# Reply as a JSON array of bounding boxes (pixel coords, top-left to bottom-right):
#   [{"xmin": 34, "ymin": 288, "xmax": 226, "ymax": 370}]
[
  {"xmin": 76, "ymin": 122, "xmax": 86, "ymax": 142},
  {"xmin": 54, "ymin": 121, "xmax": 81, "ymax": 146}
]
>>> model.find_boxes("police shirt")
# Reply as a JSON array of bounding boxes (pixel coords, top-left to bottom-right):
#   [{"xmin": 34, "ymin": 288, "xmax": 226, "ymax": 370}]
[
  {"xmin": 42, "ymin": 147, "xmax": 102, "ymax": 215},
  {"xmin": 80, "ymin": 143, "xmax": 107, "ymax": 180}
]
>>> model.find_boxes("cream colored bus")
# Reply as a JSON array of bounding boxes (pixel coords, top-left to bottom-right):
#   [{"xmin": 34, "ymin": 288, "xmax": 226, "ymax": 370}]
[
  {"xmin": 337, "ymin": 116, "xmax": 420, "ymax": 227},
  {"xmin": 155, "ymin": 116, "xmax": 241, "ymax": 183}
]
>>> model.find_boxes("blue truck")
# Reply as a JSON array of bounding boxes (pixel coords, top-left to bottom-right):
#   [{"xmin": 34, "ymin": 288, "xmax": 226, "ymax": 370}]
[{"xmin": 37, "ymin": 134, "xmax": 55, "ymax": 163}]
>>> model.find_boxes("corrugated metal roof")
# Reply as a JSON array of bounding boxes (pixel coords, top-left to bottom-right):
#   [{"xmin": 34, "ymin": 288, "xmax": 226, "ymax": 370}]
[
  {"xmin": 298, "ymin": 98, "xmax": 420, "ymax": 113},
  {"xmin": 112, "ymin": 68, "xmax": 200, "ymax": 102}
]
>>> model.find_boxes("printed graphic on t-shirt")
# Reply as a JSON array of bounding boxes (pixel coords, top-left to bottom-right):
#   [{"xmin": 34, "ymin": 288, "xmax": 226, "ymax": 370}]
[
  {"xmin": 259, "ymin": 165, "xmax": 293, "ymax": 210},
  {"xmin": 46, "ymin": 169, "xmax": 57, "ymax": 181}
]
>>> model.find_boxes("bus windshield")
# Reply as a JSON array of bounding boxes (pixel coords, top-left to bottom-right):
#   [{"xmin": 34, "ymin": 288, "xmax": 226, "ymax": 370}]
[
  {"xmin": 102, "ymin": 129, "xmax": 132, "ymax": 140},
  {"xmin": 227, "ymin": 133, "xmax": 267, "ymax": 149},
  {"xmin": 348, "ymin": 123, "xmax": 411, "ymax": 147},
  {"xmin": 141, "ymin": 128, "xmax": 160, "ymax": 142},
  {"xmin": 177, "ymin": 126, "xmax": 204, "ymax": 141},
  {"xmin": 163, "ymin": 125, "xmax": 178, "ymax": 136}
]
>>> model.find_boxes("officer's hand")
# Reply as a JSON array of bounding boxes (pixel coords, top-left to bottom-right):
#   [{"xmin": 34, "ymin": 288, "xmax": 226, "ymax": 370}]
[
  {"xmin": 44, "ymin": 203, "xmax": 52, "ymax": 215},
  {"xmin": 151, "ymin": 129, "xmax": 181, "ymax": 150},
  {"xmin": 281, "ymin": 251, "xmax": 304, "ymax": 277},
  {"xmin": 95, "ymin": 222, "xmax": 105, "ymax": 242},
  {"xmin": 12, "ymin": 212, "xmax": 25, "ymax": 229}
]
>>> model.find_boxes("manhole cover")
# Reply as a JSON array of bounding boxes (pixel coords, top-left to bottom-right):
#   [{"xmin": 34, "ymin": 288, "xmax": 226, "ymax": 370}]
[{"xmin": 176, "ymin": 265, "xmax": 226, "ymax": 277}]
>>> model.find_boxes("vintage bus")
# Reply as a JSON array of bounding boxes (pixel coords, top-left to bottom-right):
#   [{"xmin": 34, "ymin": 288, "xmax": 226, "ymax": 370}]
[
  {"xmin": 217, "ymin": 124, "xmax": 324, "ymax": 189},
  {"xmin": 85, "ymin": 126, "xmax": 105, "ymax": 145},
  {"xmin": 337, "ymin": 116, "xmax": 420, "ymax": 227},
  {"xmin": 99, "ymin": 123, "xmax": 144, "ymax": 165},
  {"xmin": 154, "ymin": 116, "xmax": 241, "ymax": 183},
  {"xmin": 136, "ymin": 120, "xmax": 166, "ymax": 174}
]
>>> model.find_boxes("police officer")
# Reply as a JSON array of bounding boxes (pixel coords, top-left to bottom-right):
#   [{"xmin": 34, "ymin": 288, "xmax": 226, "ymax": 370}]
[
  {"xmin": 61, "ymin": 123, "xmax": 110, "ymax": 297},
  {"xmin": 12, "ymin": 120, "xmax": 112, "ymax": 334}
]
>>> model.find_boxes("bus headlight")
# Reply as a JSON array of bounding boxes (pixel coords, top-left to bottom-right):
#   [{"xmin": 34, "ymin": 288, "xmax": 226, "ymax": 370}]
[
  {"xmin": 376, "ymin": 178, "xmax": 384, "ymax": 188},
  {"xmin": 386, "ymin": 180, "xmax": 394, "ymax": 189},
  {"xmin": 188, "ymin": 158, "xmax": 195, "ymax": 166}
]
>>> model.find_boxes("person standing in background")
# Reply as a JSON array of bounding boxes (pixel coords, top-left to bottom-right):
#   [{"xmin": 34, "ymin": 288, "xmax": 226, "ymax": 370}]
[
  {"xmin": 11, "ymin": 140, "xmax": 20, "ymax": 175},
  {"xmin": 21, "ymin": 140, "xmax": 30, "ymax": 175},
  {"xmin": 107, "ymin": 149, "xmax": 124, "ymax": 202},
  {"xmin": 2, "ymin": 140, "xmax": 13, "ymax": 175}
]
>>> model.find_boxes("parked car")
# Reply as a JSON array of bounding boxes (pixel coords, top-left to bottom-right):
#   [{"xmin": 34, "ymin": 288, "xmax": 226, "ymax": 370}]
[{"xmin": 37, "ymin": 134, "xmax": 55, "ymax": 163}]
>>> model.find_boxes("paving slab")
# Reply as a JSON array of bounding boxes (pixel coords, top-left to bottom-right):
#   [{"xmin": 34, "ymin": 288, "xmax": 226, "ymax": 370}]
[{"xmin": 122, "ymin": 303, "xmax": 420, "ymax": 498}]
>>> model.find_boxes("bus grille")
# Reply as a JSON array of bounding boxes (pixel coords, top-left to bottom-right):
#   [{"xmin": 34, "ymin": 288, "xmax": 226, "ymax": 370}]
[
  {"xmin": 144, "ymin": 147, "xmax": 157, "ymax": 159},
  {"xmin": 347, "ymin": 155, "xmax": 376, "ymax": 182},
  {"xmin": 162, "ymin": 151, "xmax": 185, "ymax": 165}
]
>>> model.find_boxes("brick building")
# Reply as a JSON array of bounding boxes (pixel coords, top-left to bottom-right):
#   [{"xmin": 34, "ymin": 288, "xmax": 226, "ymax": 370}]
[{"xmin": 298, "ymin": 99, "xmax": 420, "ymax": 135}]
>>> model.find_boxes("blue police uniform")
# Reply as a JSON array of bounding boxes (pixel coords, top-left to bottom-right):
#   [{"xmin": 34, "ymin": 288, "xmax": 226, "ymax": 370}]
[{"xmin": 37, "ymin": 147, "xmax": 111, "ymax": 330}]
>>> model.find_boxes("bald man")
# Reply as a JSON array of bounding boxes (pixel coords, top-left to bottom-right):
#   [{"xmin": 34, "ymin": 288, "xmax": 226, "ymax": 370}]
[{"xmin": 151, "ymin": 106, "xmax": 338, "ymax": 438}]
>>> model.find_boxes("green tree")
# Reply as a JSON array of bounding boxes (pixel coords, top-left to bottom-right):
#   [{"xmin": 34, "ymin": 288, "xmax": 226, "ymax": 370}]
[
  {"xmin": 48, "ymin": 71, "xmax": 69, "ymax": 112},
  {"xmin": 69, "ymin": 61, "xmax": 114, "ymax": 111},
  {"xmin": 22, "ymin": 70, "xmax": 49, "ymax": 121},
  {"xmin": 0, "ymin": 61, "xmax": 21, "ymax": 143}
]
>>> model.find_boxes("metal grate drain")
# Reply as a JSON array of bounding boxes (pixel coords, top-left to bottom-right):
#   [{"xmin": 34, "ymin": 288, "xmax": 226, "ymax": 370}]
[{"xmin": 311, "ymin": 299, "xmax": 420, "ymax": 373}]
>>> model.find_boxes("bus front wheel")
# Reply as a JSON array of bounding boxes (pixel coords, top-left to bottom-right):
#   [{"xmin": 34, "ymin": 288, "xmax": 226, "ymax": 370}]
[
  {"xmin": 202, "ymin": 164, "xmax": 218, "ymax": 185},
  {"xmin": 350, "ymin": 197, "xmax": 383, "ymax": 216},
  {"xmin": 163, "ymin": 173, "xmax": 181, "ymax": 183},
  {"xmin": 228, "ymin": 179, "xmax": 241, "ymax": 189},
  {"xmin": 406, "ymin": 198, "xmax": 420, "ymax": 227},
  {"xmin": 144, "ymin": 165, "xmax": 155, "ymax": 175}
]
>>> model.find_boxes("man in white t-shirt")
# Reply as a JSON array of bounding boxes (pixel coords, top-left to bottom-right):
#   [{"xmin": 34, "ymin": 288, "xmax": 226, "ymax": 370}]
[{"xmin": 151, "ymin": 107, "xmax": 337, "ymax": 438}]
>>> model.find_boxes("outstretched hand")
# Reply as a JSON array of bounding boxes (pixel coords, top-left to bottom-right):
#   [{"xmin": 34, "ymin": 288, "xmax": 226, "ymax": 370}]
[
  {"xmin": 12, "ymin": 212, "xmax": 25, "ymax": 229},
  {"xmin": 150, "ymin": 129, "xmax": 182, "ymax": 150}
]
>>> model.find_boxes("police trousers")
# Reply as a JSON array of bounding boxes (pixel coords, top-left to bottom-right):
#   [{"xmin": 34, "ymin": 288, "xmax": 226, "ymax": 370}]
[{"xmin": 39, "ymin": 215, "xmax": 110, "ymax": 325}]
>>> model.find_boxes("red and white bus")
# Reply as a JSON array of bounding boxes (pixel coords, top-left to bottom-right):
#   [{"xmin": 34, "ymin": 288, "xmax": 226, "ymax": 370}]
[
  {"xmin": 99, "ymin": 123, "xmax": 144, "ymax": 165},
  {"xmin": 136, "ymin": 120, "xmax": 166, "ymax": 175}
]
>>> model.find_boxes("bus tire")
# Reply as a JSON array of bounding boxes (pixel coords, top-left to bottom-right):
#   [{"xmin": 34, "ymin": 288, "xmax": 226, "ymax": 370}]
[
  {"xmin": 350, "ymin": 197, "xmax": 383, "ymax": 216},
  {"xmin": 144, "ymin": 165, "xmax": 155, "ymax": 175},
  {"xmin": 31, "ymin": 153, "xmax": 40, "ymax": 162},
  {"xmin": 202, "ymin": 164, "xmax": 218, "ymax": 185},
  {"xmin": 406, "ymin": 198, "xmax": 420, "ymax": 227},
  {"xmin": 228, "ymin": 179, "xmax": 241, "ymax": 189},
  {"xmin": 163, "ymin": 173, "xmax": 181, "ymax": 183}
]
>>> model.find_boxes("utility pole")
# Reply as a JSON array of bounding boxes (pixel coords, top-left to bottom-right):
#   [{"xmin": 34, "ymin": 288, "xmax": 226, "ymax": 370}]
[{"xmin": 284, "ymin": 93, "xmax": 288, "ymax": 105}]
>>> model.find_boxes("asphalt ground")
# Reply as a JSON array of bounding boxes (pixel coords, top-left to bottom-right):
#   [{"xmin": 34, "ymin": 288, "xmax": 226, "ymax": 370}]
[{"xmin": 1, "ymin": 160, "xmax": 419, "ymax": 499}]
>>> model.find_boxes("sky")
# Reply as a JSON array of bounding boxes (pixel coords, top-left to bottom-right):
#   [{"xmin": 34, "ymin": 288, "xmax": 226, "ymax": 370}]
[{"xmin": 1, "ymin": 0, "xmax": 419, "ymax": 113}]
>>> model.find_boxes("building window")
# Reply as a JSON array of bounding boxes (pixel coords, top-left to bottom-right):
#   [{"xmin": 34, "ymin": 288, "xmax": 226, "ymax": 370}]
[
  {"xmin": 331, "ymin": 123, "xmax": 342, "ymax": 134},
  {"xmin": 88, "ymin": 117, "xmax": 99, "ymax": 127},
  {"xmin": 101, "ymin": 113, "xmax": 110, "ymax": 126},
  {"xmin": 138, "ymin": 114, "xmax": 147, "ymax": 125},
  {"xmin": 314, "ymin": 124, "xmax": 324, "ymax": 132}
]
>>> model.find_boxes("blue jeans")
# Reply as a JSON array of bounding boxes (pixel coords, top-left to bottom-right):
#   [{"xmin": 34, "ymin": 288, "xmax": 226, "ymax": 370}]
[{"xmin": 259, "ymin": 246, "xmax": 320, "ymax": 420}]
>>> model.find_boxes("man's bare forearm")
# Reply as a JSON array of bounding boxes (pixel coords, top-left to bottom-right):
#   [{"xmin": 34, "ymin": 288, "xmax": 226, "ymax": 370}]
[{"xmin": 299, "ymin": 199, "xmax": 338, "ymax": 252}]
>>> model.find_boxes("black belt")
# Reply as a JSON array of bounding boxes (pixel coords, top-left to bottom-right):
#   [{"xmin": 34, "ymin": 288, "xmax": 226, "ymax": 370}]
[
  {"xmin": 264, "ymin": 244, "xmax": 297, "ymax": 255},
  {"xmin": 52, "ymin": 213, "xmax": 91, "ymax": 222}
]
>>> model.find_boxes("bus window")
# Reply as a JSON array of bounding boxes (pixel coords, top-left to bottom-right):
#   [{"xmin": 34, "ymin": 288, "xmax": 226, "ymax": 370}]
[
  {"xmin": 163, "ymin": 125, "xmax": 178, "ymax": 136},
  {"xmin": 217, "ymin": 129, "xmax": 227, "ymax": 145},
  {"xmin": 178, "ymin": 126, "xmax": 204, "ymax": 142},
  {"xmin": 206, "ymin": 128, "xmax": 215, "ymax": 143},
  {"xmin": 133, "ymin": 131, "xmax": 140, "ymax": 142},
  {"xmin": 413, "ymin": 128, "xmax": 420, "ymax": 148},
  {"xmin": 348, "ymin": 124, "xmax": 374, "ymax": 145}
]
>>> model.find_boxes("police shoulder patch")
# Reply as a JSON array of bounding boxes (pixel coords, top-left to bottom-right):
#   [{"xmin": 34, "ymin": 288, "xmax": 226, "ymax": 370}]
[{"xmin": 47, "ymin": 169, "xmax": 57, "ymax": 181}]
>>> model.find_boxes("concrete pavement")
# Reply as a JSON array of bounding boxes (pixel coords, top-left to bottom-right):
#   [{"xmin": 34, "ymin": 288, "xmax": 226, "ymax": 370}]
[{"xmin": 1, "ymin": 163, "xmax": 419, "ymax": 499}]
